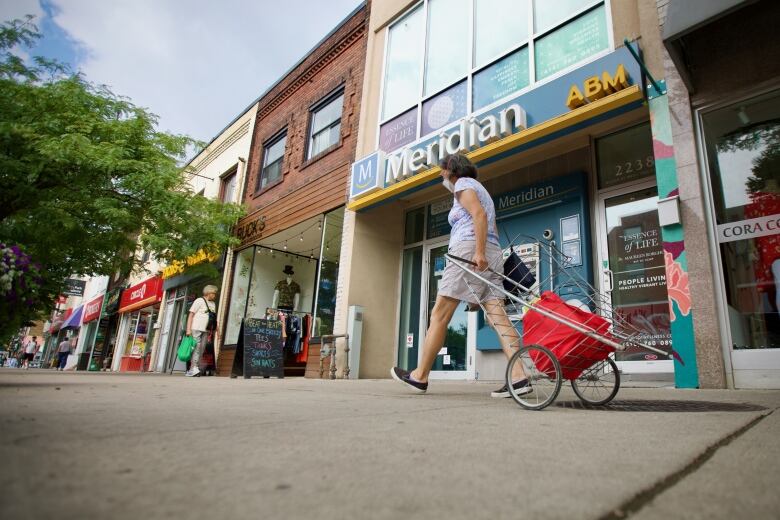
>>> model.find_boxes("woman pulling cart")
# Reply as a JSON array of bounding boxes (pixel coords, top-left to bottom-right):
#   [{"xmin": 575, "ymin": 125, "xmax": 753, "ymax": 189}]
[
  {"xmin": 391, "ymin": 154, "xmax": 683, "ymax": 409},
  {"xmin": 391, "ymin": 153, "xmax": 532, "ymax": 398}
]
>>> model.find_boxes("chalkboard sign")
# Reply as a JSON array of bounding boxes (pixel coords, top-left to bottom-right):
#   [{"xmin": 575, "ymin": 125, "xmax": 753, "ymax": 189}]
[
  {"xmin": 534, "ymin": 5, "xmax": 608, "ymax": 80},
  {"xmin": 231, "ymin": 318, "xmax": 284, "ymax": 379}
]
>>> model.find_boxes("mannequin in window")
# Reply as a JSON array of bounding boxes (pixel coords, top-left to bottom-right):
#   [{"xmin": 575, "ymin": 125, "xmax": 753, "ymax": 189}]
[{"xmin": 273, "ymin": 265, "xmax": 300, "ymax": 311}]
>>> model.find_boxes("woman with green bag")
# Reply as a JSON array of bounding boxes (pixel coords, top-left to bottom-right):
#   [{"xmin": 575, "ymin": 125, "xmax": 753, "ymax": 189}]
[
  {"xmin": 177, "ymin": 335, "xmax": 197, "ymax": 363},
  {"xmin": 184, "ymin": 285, "xmax": 218, "ymax": 377}
]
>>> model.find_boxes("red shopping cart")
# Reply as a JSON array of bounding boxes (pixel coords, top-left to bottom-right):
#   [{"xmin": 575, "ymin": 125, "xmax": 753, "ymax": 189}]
[{"xmin": 447, "ymin": 234, "xmax": 683, "ymax": 410}]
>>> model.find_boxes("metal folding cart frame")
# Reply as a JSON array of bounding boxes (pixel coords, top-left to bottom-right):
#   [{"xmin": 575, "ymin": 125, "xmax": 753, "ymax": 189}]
[{"xmin": 446, "ymin": 234, "xmax": 683, "ymax": 410}]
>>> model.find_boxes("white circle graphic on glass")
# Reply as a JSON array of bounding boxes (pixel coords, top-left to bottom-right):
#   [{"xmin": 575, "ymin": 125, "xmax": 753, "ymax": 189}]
[{"xmin": 427, "ymin": 95, "xmax": 454, "ymax": 131}]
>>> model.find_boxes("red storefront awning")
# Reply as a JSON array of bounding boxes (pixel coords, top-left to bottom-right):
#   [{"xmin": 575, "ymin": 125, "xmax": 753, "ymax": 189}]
[{"xmin": 118, "ymin": 276, "xmax": 163, "ymax": 314}]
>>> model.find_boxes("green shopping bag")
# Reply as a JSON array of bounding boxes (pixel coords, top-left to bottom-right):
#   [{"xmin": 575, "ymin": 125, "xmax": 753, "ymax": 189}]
[{"xmin": 177, "ymin": 335, "xmax": 197, "ymax": 362}]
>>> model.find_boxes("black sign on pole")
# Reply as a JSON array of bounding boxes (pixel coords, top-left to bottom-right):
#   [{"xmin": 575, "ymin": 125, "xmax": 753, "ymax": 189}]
[
  {"xmin": 63, "ymin": 278, "xmax": 86, "ymax": 297},
  {"xmin": 231, "ymin": 318, "xmax": 284, "ymax": 379}
]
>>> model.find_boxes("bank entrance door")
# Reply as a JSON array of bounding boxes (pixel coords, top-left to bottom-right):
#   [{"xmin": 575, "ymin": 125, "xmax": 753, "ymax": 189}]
[
  {"xmin": 598, "ymin": 182, "xmax": 673, "ymax": 374},
  {"xmin": 422, "ymin": 242, "xmax": 475, "ymax": 380}
]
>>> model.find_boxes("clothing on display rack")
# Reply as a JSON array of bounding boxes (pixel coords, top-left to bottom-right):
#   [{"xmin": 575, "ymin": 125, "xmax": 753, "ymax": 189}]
[{"xmin": 296, "ymin": 314, "xmax": 312, "ymax": 363}]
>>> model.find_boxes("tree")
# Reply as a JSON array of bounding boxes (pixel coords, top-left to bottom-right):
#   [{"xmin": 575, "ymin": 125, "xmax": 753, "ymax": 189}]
[{"xmin": 0, "ymin": 17, "xmax": 244, "ymax": 339}]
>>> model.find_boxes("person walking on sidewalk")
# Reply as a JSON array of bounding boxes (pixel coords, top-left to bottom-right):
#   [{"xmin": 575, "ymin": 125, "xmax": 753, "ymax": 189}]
[
  {"xmin": 185, "ymin": 285, "xmax": 218, "ymax": 377},
  {"xmin": 56, "ymin": 337, "xmax": 72, "ymax": 371},
  {"xmin": 22, "ymin": 336, "xmax": 38, "ymax": 369},
  {"xmin": 391, "ymin": 154, "xmax": 529, "ymax": 398}
]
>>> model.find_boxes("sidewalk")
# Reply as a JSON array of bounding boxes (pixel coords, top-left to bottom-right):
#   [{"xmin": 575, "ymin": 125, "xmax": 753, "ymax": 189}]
[{"xmin": 0, "ymin": 370, "xmax": 777, "ymax": 519}]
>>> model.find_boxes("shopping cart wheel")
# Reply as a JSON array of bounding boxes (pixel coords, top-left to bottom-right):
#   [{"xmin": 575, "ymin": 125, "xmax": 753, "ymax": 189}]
[
  {"xmin": 506, "ymin": 344, "xmax": 562, "ymax": 411},
  {"xmin": 571, "ymin": 357, "xmax": 620, "ymax": 406}
]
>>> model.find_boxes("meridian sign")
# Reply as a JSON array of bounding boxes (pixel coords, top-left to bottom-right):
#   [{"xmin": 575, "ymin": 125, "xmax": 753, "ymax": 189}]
[
  {"xmin": 351, "ymin": 105, "xmax": 526, "ymax": 199},
  {"xmin": 350, "ymin": 44, "xmax": 643, "ymax": 205}
]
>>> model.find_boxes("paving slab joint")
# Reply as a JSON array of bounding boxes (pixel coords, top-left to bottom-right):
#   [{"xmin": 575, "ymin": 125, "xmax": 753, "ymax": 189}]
[{"xmin": 597, "ymin": 409, "xmax": 775, "ymax": 520}]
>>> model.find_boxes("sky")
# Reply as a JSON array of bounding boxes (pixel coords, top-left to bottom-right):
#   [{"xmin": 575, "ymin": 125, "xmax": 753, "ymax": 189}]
[{"xmin": 0, "ymin": 0, "xmax": 363, "ymax": 143}]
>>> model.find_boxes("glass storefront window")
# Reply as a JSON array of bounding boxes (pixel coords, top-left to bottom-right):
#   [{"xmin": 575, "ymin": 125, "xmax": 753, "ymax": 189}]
[
  {"xmin": 604, "ymin": 188, "xmax": 672, "ymax": 361},
  {"xmin": 424, "ymin": 0, "xmax": 469, "ymax": 97},
  {"xmin": 427, "ymin": 245, "xmax": 468, "ymax": 371},
  {"xmin": 534, "ymin": 4, "xmax": 608, "ymax": 80},
  {"xmin": 596, "ymin": 123, "xmax": 656, "ymax": 189},
  {"xmin": 314, "ymin": 208, "xmax": 345, "ymax": 337},
  {"xmin": 404, "ymin": 207, "xmax": 425, "ymax": 245},
  {"xmin": 426, "ymin": 197, "xmax": 453, "ymax": 240},
  {"xmin": 472, "ymin": 47, "xmax": 529, "ymax": 112},
  {"xmin": 382, "ymin": 5, "xmax": 424, "ymax": 120},
  {"xmin": 381, "ymin": 1, "xmax": 608, "ymax": 140},
  {"xmin": 397, "ymin": 247, "xmax": 423, "ymax": 371},
  {"xmin": 379, "ymin": 107, "xmax": 419, "ymax": 153},
  {"xmin": 421, "ymin": 81, "xmax": 467, "ymax": 136},
  {"xmin": 224, "ymin": 248, "xmax": 255, "ymax": 345},
  {"xmin": 474, "ymin": 0, "xmax": 529, "ymax": 69},
  {"xmin": 533, "ymin": 0, "xmax": 595, "ymax": 33},
  {"xmin": 702, "ymin": 90, "xmax": 780, "ymax": 350}
]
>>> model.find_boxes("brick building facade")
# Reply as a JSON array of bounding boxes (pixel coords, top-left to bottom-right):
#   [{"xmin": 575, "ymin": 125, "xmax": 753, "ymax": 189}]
[{"xmin": 218, "ymin": 2, "xmax": 368, "ymax": 376}]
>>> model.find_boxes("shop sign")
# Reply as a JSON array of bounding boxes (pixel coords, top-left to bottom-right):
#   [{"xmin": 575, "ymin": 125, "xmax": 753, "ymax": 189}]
[
  {"xmin": 384, "ymin": 104, "xmax": 527, "ymax": 185},
  {"xmin": 350, "ymin": 151, "xmax": 386, "ymax": 199},
  {"xmin": 494, "ymin": 173, "xmax": 583, "ymax": 217},
  {"xmin": 63, "ymin": 278, "xmax": 86, "ymax": 297},
  {"xmin": 235, "ymin": 215, "xmax": 266, "ymax": 245},
  {"xmin": 379, "ymin": 108, "xmax": 418, "ymax": 153},
  {"xmin": 717, "ymin": 213, "xmax": 780, "ymax": 243},
  {"xmin": 351, "ymin": 104, "xmax": 526, "ymax": 200},
  {"xmin": 162, "ymin": 249, "xmax": 220, "ymax": 279},
  {"xmin": 350, "ymin": 45, "xmax": 642, "ymax": 206},
  {"xmin": 118, "ymin": 276, "xmax": 163, "ymax": 313},
  {"xmin": 565, "ymin": 64, "xmax": 630, "ymax": 110},
  {"xmin": 103, "ymin": 288, "xmax": 122, "ymax": 316},
  {"xmin": 82, "ymin": 294, "xmax": 105, "ymax": 324}
]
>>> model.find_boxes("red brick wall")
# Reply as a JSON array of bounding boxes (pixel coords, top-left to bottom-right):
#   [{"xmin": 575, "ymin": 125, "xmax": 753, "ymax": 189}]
[{"xmin": 237, "ymin": 4, "xmax": 368, "ymax": 242}]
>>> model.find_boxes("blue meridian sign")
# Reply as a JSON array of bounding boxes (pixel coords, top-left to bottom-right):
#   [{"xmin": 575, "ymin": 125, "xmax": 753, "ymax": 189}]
[
  {"xmin": 350, "ymin": 43, "xmax": 643, "ymax": 203},
  {"xmin": 350, "ymin": 151, "xmax": 385, "ymax": 199}
]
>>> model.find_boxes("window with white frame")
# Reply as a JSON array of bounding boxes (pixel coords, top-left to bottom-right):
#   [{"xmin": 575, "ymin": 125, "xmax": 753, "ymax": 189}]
[
  {"xmin": 308, "ymin": 90, "xmax": 344, "ymax": 159},
  {"xmin": 379, "ymin": 0, "xmax": 610, "ymax": 151},
  {"xmin": 257, "ymin": 132, "xmax": 286, "ymax": 191},
  {"xmin": 221, "ymin": 169, "xmax": 237, "ymax": 203}
]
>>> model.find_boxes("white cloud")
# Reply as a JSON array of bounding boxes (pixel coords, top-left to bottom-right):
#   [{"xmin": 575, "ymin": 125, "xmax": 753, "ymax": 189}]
[
  {"xmin": 49, "ymin": 0, "xmax": 362, "ymax": 141},
  {"xmin": 1, "ymin": 0, "xmax": 44, "ymax": 61},
  {"xmin": 0, "ymin": 0, "xmax": 44, "ymax": 23}
]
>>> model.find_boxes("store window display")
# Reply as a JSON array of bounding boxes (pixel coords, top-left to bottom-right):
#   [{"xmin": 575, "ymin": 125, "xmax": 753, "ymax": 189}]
[
  {"xmin": 272, "ymin": 265, "xmax": 301, "ymax": 311},
  {"xmin": 702, "ymin": 89, "xmax": 780, "ymax": 349}
]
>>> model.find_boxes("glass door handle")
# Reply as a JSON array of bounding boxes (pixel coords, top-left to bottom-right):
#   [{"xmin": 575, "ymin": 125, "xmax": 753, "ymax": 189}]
[{"xmin": 603, "ymin": 269, "xmax": 614, "ymax": 293}]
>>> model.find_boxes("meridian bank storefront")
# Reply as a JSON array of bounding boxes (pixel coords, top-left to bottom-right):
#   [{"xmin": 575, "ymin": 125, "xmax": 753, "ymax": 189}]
[{"xmin": 338, "ymin": 0, "xmax": 701, "ymax": 385}]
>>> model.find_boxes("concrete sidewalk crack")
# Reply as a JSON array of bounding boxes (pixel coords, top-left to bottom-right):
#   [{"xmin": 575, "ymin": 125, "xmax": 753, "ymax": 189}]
[{"xmin": 598, "ymin": 409, "xmax": 774, "ymax": 520}]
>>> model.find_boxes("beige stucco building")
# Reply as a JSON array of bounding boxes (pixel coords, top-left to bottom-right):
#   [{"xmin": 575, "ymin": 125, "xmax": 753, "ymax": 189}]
[{"xmin": 333, "ymin": 0, "xmax": 778, "ymax": 389}]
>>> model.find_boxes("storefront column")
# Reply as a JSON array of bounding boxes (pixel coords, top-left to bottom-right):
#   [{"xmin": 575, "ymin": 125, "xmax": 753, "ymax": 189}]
[{"xmin": 648, "ymin": 84, "xmax": 699, "ymax": 388}]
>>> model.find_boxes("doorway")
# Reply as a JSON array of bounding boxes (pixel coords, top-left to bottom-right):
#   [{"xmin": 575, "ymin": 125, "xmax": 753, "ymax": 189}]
[
  {"xmin": 422, "ymin": 241, "xmax": 474, "ymax": 379},
  {"xmin": 597, "ymin": 182, "xmax": 673, "ymax": 374}
]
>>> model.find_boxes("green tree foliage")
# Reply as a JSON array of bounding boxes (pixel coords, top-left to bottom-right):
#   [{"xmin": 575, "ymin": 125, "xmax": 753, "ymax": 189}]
[{"xmin": 0, "ymin": 17, "xmax": 244, "ymax": 334}]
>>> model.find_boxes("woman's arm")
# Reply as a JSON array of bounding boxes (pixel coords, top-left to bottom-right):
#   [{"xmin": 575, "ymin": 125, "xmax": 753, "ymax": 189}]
[
  {"xmin": 186, "ymin": 300, "xmax": 197, "ymax": 335},
  {"xmin": 458, "ymin": 189, "xmax": 488, "ymax": 270}
]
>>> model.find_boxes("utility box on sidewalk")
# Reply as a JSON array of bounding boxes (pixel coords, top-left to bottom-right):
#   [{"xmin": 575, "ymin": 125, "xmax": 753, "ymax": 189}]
[{"xmin": 347, "ymin": 305, "xmax": 363, "ymax": 379}]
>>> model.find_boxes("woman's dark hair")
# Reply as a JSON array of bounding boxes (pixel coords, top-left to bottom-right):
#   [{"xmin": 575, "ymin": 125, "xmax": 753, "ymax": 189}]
[{"xmin": 440, "ymin": 153, "xmax": 477, "ymax": 180}]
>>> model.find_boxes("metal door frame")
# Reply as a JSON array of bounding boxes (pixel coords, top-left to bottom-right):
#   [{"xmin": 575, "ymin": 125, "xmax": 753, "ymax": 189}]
[
  {"xmin": 420, "ymin": 239, "xmax": 476, "ymax": 380},
  {"xmin": 595, "ymin": 178, "xmax": 673, "ymax": 374}
]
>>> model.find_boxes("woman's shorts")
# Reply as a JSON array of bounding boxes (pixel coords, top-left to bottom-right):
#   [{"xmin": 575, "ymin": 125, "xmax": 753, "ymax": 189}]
[
  {"xmin": 438, "ymin": 241, "xmax": 504, "ymax": 304},
  {"xmin": 24, "ymin": 353, "xmax": 34, "ymax": 361}
]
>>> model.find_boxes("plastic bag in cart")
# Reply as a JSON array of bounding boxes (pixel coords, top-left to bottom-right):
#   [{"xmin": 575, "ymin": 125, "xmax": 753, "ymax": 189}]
[{"xmin": 523, "ymin": 291, "xmax": 615, "ymax": 380}]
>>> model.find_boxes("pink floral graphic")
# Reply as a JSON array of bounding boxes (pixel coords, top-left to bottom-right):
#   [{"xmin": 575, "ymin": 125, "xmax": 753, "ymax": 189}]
[{"xmin": 664, "ymin": 251, "xmax": 691, "ymax": 321}]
